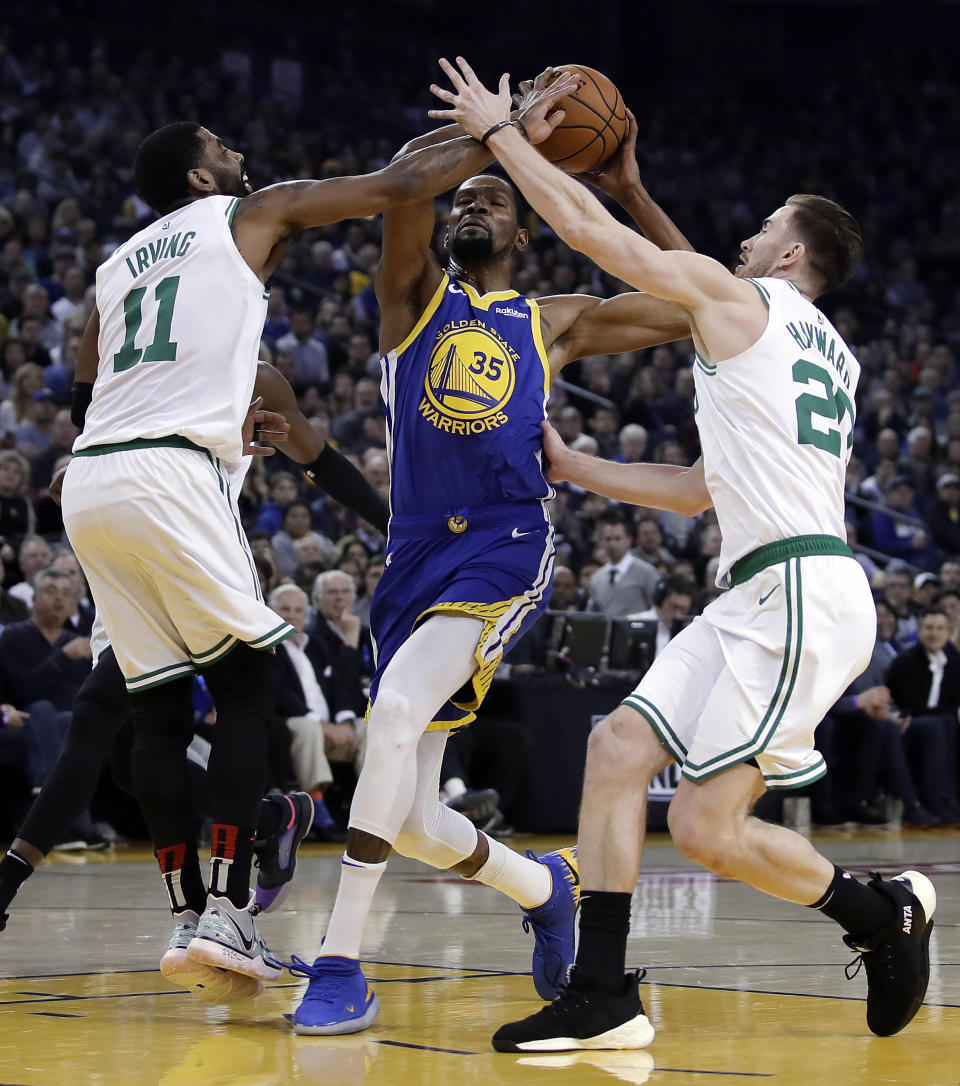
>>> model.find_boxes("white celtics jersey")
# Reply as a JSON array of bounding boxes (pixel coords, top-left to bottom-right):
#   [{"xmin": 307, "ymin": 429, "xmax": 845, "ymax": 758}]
[
  {"xmin": 76, "ymin": 195, "xmax": 267, "ymax": 462},
  {"xmin": 694, "ymin": 277, "xmax": 859, "ymax": 587}
]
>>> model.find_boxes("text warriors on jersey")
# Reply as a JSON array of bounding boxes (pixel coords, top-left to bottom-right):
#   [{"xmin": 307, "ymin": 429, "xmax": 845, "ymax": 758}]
[{"xmin": 419, "ymin": 317, "xmax": 519, "ymax": 436}]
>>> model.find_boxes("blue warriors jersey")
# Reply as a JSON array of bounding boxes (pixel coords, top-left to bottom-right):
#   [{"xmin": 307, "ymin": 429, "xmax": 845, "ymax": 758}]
[{"xmin": 380, "ymin": 274, "xmax": 553, "ymax": 518}]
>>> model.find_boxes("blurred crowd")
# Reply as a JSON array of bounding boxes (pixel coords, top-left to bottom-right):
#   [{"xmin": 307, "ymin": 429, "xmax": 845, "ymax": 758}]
[{"xmin": 0, "ymin": 23, "xmax": 958, "ymax": 835}]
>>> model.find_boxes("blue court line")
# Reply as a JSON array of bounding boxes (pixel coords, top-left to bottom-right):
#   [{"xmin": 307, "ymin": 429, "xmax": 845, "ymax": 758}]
[{"xmin": 644, "ymin": 978, "xmax": 960, "ymax": 1010}]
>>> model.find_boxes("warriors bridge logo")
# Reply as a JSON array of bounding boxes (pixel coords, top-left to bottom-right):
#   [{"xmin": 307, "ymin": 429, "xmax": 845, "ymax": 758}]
[{"xmin": 419, "ymin": 320, "xmax": 517, "ymax": 435}]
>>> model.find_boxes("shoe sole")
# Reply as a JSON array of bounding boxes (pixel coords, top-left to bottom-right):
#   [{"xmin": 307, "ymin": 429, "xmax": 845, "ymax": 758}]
[
  {"xmin": 186, "ymin": 936, "xmax": 283, "ymax": 982},
  {"xmin": 293, "ymin": 993, "xmax": 381, "ymax": 1035},
  {"xmin": 161, "ymin": 951, "xmax": 264, "ymax": 1003},
  {"xmin": 257, "ymin": 795, "xmax": 316, "ymax": 914},
  {"xmin": 493, "ymin": 1011, "xmax": 655, "ymax": 1053}
]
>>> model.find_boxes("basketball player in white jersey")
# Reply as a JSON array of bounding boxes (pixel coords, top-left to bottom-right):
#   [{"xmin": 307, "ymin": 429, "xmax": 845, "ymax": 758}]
[
  {"xmin": 59, "ymin": 99, "xmax": 570, "ymax": 994},
  {"xmin": 432, "ymin": 58, "xmax": 937, "ymax": 1050}
]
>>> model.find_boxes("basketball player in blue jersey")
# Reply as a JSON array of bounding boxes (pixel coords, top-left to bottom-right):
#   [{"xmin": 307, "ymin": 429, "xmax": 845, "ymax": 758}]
[{"xmin": 290, "ymin": 74, "xmax": 698, "ymax": 1034}]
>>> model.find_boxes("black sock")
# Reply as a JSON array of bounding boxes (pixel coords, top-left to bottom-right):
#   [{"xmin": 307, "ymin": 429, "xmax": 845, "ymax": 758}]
[
  {"xmin": 810, "ymin": 865, "xmax": 897, "ymax": 940},
  {"xmin": 574, "ymin": 890, "xmax": 632, "ymax": 993},
  {"xmin": 155, "ymin": 843, "xmax": 206, "ymax": 916},
  {"xmin": 0, "ymin": 850, "xmax": 34, "ymax": 910},
  {"xmin": 209, "ymin": 823, "xmax": 257, "ymax": 909}
]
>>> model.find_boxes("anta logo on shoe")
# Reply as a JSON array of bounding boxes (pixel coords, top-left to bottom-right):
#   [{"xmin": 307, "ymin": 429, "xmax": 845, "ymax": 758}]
[{"xmin": 902, "ymin": 905, "xmax": 913, "ymax": 934}]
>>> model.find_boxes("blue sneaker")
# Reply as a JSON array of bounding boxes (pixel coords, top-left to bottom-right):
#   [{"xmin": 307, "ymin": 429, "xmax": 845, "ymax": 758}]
[
  {"xmin": 289, "ymin": 955, "xmax": 380, "ymax": 1035},
  {"xmin": 522, "ymin": 846, "xmax": 580, "ymax": 1000},
  {"xmin": 254, "ymin": 792, "xmax": 315, "ymax": 913}
]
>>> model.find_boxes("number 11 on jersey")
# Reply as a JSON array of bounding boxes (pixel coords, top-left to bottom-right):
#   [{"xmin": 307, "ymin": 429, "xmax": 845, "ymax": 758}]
[{"xmin": 113, "ymin": 275, "xmax": 181, "ymax": 373}]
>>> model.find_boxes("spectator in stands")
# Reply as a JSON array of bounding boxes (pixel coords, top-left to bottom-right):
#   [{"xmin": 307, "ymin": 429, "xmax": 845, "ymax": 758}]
[
  {"xmin": 9, "ymin": 535, "xmax": 52, "ymax": 610},
  {"xmin": 0, "ymin": 568, "xmax": 101, "ymax": 847},
  {"xmin": 275, "ymin": 307, "xmax": 331, "ymax": 392},
  {"xmin": 269, "ymin": 583, "xmax": 361, "ymax": 841},
  {"xmin": 28, "ymin": 409, "xmax": 77, "ymax": 492},
  {"xmin": 883, "ymin": 566, "xmax": 919, "ymax": 644},
  {"xmin": 309, "ymin": 570, "xmax": 370, "ymax": 696},
  {"xmin": 15, "ymin": 389, "xmax": 57, "ymax": 458},
  {"xmin": 871, "ymin": 475, "xmax": 930, "ymax": 566},
  {"xmin": 273, "ymin": 500, "xmax": 335, "ymax": 579},
  {"xmin": 939, "ymin": 558, "xmax": 960, "ymax": 593},
  {"xmin": 9, "ymin": 285, "xmax": 58, "ymax": 352},
  {"xmin": 0, "ymin": 362, "xmax": 45, "ymax": 438},
  {"xmin": 617, "ymin": 423, "xmax": 648, "ymax": 464},
  {"xmin": 632, "ymin": 514, "xmax": 677, "ymax": 572},
  {"xmin": 0, "ymin": 451, "xmax": 35, "ymax": 544},
  {"xmin": 0, "ymin": 552, "xmax": 28, "ymax": 630},
  {"xmin": 928, "ymin": 472, "xmax": 960, "ymax": 554},
  {"xmin": 254, "ymin": 471, "xmax": 300, "ymax": 534},
  {"xmin": 627, "ymin": 575, "xmax": 696, "ymax": 659},
  {"xmin": 885, "ymin": 606, "xmax": 960, "ymax": 825},
  {"xmin": 913, "ymin": 572, "xmax": 942, "ymax": 611},
  {"xmin": 588, "ymin": 510, "xmax": 660, "ymax": 618},
  {"xmin": 50, "ymin": 266, "xmax": 87, "ymax": 330},
  {"xmin": 49, "ymin": 550, "xmax": 94, "ymax": 637},
  {"xmin": 353, "ymin": 559, "xmax": 384, "ymax": 628}
]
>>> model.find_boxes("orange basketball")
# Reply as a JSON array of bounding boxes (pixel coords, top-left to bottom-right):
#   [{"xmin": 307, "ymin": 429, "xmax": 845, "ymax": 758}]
[{"xmin": 538, "ymin": 64, "xmax": 627, "ymax": 174}]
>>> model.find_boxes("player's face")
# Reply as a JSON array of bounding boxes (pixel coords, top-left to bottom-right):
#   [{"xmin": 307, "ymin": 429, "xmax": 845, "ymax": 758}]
[
  {"xmin": 735, "ymin": 205, "xmax": 796, "ymax": 279},
  {"xmin": 197, "ymin": 128, "xmax": 251, "ymax": 197},
  {"xmin": 448, "ymin": 178, "xmax": 523, "ymax": 262}
]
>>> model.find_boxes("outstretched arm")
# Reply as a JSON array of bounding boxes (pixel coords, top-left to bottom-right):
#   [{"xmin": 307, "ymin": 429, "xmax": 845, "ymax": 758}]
[
  {"xmin": 542, "ymin": 421, "xmax": 711, "ymax": 516},
  {"xmin": 429, "ymin": 58, "xmax": 763, "ymax": 362},
  {"xmin": 571, "ymin": 108, "xmax": 694, "ymax": 253},
  {"xmin": 254, "ymin": 362, "xmax": 388, "ymax": 532}
]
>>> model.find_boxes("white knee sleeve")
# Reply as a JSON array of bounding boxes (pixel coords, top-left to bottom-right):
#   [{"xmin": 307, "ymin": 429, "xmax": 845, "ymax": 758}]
[{"xmin": 394, "ymin": 798, "xmax": 478, "ymax": 869}]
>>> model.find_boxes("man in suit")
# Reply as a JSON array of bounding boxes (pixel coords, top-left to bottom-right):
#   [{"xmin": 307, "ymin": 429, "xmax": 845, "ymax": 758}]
[
  {"xmin": 269, "ymin": 583, "xmax": 363, "ymax": 840},
  {"xmin": 587, "ymin": 510, "xmax": 661, "ymax": 618},
  {"xmin": 885, "ymin": 604, "xmax": 960, "ymax": 824}
]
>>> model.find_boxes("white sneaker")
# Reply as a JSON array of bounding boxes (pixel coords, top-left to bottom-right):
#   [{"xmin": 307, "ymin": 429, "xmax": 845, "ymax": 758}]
[
  {"xmin": 187, "ymin": 893, "xmax": 283, "ymax": 982},
  {"xmin": 160, "ymin": 910, "xmax": 264, "ymax": 1002}
]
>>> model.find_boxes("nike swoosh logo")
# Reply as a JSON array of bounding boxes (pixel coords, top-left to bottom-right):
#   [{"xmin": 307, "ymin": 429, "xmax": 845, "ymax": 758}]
[
  {"xmin": 759, "ymin": 587, "xmax": 779, "ymax": 605},
  {"xmin": 218, "ymin": 909, "xmax": 254, "ymax": 951},
  {"xmin": 561, "ymin": 857, "xmax": 580, "ymax": 887},
  {"xmin": 512, "ymin": 527, "xmax": 535, "ymax": 539}
]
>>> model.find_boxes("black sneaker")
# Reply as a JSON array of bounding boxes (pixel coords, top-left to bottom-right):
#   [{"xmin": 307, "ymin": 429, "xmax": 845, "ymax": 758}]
[
  {"xmin": 843, "ymin": 870, "xmax": 937, "ymax": 1037},
  {"xmin": 253, "ymin": 792, "xmax": 315, "ymax": 913},
  {"xmin": 492, "ymin": 969, "xmax": 655, "ymax": 1053}
]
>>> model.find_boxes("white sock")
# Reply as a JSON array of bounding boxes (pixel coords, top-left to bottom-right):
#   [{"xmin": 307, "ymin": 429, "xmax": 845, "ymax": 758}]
[
  {"xmin": 470, "ymin": 836, "xmax": 551, "ymax": 910},
  {"xmin": 319, "ymin": 854, "xmax": 388, "ymax": 959}
]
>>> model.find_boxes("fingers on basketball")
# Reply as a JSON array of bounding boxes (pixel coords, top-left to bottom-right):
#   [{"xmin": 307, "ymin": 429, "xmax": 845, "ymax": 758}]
[{"xmin": 537, "ymin": 64, "xmax": 628, "ymax": 174}]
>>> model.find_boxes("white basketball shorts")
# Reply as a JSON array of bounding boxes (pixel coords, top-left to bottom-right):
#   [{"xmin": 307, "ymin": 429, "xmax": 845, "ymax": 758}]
[
  {"xmin": 622, "ymin": 553, "xmax": 875, "ymax": 789},
  {"xmin": 62, "ymin": 443, "xmax": 294, "ymax": 692}
]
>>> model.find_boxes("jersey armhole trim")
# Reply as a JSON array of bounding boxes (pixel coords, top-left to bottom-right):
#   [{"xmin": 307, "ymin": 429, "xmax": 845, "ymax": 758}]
[
  {"xmin": 746, "ymin": 278, "xmax": 771, "ymax": 308},
  {"xmin": 394, "ymin": 273, "xmax": 449, "ymax": 358},
  {"xmin": 527, "ymin": 299, "xmax": 551, "ymax": 394}
]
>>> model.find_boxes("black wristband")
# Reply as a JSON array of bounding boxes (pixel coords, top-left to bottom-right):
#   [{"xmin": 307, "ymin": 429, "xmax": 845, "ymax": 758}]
[
  {"xmin": 302, "ymin": 443, "xmax": 389, "ymax": 534},
  {"xmin": 71, "ymin": 381, "xmax": 94, "ymax": 430},
  {"xmin": 480, "ymin": 119, "xmax": 514, "ymax": 146}
]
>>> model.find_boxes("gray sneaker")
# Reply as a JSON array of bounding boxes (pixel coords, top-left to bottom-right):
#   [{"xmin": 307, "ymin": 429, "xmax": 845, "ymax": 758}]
[
  {"xmin": 187, "ymin": 893, "xmax": 283, "ymax": 982},
  {"xmin": 161, "ymin": 909, "xmax": 264, "ymax": 1002}
]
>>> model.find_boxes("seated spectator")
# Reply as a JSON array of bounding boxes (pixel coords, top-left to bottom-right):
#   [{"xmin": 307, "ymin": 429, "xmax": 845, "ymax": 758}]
[
  {"xmin": 627, "ymin": 575, "xmax": 697, "ymax": 659},
  {"xmin": 0, "ymin": 450, "xmax": 35, "ymax": 543},
  {"xmin": 353, "ymin": 559, "xmax": 384, "ymax": 628},
  {"xmin": 269, "ymin": 584, "xmax": 362, "ymax": 841},
  {"xmin": 272, "ymin": 500, "xmax": 335, "ymax": 579},
  {"xmin": 587, "ymin": 509, "xmax": 661, "ymax": 618},
  {"xmin": 29, "ymin": 409, "xmax": 78, "ymax": 492},
  {"xmin": 885, "ymin": 606, "xmax": 960, "ymax": 825},
  {"xmin": 939, "ymin": 557, "xmax": 960, "ymax": 593},
  {"xmin": 632, "ymin": 514, "xmax": 677, "ymax": 572},
  {"xmin": 0, "ymin": 568, "xmax": 101, "ymax": 846},
  {"xmin": 308, "ymin": 569, "xmax": 372, "ymax": 691},
  {"xmin": 254, "ymin": 471, "xmax": 299, "ymax": 534},
  {"xmin": 913, "ymin": 571, "xmax": 941, "ymax": 611},
  {"xmin": 0, "ymin": 552, "xmax": 28, "ymax": 630},
  {"xmin": 275, "ymin": 307, "xmax": 330, "ymax": 392},
  {"xmin": 927, "ymin": 472, "xmax": 960, "ymax": 554},
  {"xmin": 0, "ymin": 362, "xmax": 45, "ymax": 439},
  {"xmin": 9, "ymin": 535, "xmax": 52, "ymax": 609},
  {"xmin": 49, "ymin": 549, "xmax": 95, "ymax": 636},
  {"xmin": 15, "ymin": 389, "xmax": 58, "ymax": 458},
  {"xmin": 882, "ymin": 566, "xmax": 919, "ymax": 644},
  {"xmin": 870, "ymin": 475, "xmax": 931, "ymax": 566}
]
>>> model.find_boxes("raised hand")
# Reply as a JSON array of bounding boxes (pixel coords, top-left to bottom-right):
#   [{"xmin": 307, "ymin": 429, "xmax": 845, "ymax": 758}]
[
  {"xmin": 573, "ymin": 108, "xmax": 641, "ymax": 198},
  {"xmin": 513, "ymin": 66, "xmax": 578, "ymax": 145},
  {"xmin": 429, "ymin": 56, "xmax": 512, "ymax": 141}
]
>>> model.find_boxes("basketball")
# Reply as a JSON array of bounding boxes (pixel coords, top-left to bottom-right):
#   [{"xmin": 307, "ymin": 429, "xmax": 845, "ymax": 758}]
[{"xmin": 538, "ymin": 64, "xmax": 627, "ymax": 174}]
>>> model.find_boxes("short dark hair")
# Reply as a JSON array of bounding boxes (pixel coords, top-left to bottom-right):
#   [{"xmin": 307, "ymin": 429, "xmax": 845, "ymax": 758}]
[
  {"xmin": 133, "ymin": 122, "xmax": 204, "ymax": 213},
  {"xmin": 920, "ymin": 604, "xmax": 949, "ymax": 623},
  {"xmin": 598, "ymin": 508, "xmax": 630, "ymax": 531},
  {"xmin": 785, "ymin": 194, "xmax": 863, "ymax": 295}
]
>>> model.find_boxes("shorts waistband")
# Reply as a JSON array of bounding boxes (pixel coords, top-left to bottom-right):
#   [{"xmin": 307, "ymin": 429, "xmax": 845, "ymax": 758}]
[
  {"xmin": 73, "ymin": 435, "xmax": 208, "ymax": 457},
  {"xmin": 728, "ymin": 534, "xmax": 853, "ymax": 587},
  {"xmin": 389, "ymin": 503, "xmax": 546, "ymax": 540}
]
